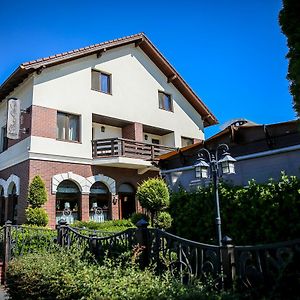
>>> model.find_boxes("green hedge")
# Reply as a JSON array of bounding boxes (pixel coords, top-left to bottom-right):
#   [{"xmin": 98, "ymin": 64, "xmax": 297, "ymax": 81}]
[
  {"xmin": 72, "ymin": 219, "xmax": 133, "ymax": 232},
  {"xmin": 11, "ymin": 226, "xmax": 57, "ymax": 256},
  {"xmin": 170, "ymin": 173, "xmax": 300, "ymax": 244},
  {"xmin": 6, "ymin": 248, "xmax": 234, "ymax": 300}
]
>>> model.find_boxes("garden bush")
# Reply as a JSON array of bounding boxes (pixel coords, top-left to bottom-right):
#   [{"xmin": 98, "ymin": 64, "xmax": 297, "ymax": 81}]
[
  {"xmin": 154, "ymin": 211, "xmax": 173, "ymax": 229},
  {"xmin": 6, "ymin": 247, "xmax": 235, "ymax": 300},
  {"xmin": 27, "ymin": 175, "xmax": 48, "ymax": 208},
  {"xmin": 170, "ymin": 173, "xmax": 300, "ymax": 244},
  {"xmin": 130, "ymin": 212, "xmax": 150, "ymax": 225},
  {"xmin": 72, "ymin": 219, "xmax": 133, "ymax": 232},
  {"xmin": 11, "ymin": 226, "xmax": 57, "ymax": 256},
  {"xmin": 26, "ymin": 175, "xmax": 49, "ymax": 226},
  {"xmin": 137, "ymin": 177, "xmax": 170, "ymax": 225},
  {"xmin": 25, "ymin": 207, "xmax": 49, "ymax": 227}
]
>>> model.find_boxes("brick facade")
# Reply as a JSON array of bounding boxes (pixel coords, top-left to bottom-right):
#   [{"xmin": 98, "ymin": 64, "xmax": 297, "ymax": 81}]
[
  {"xmin": 0, "ymin": 160, "xmax": 30, "ymax": 224},
  {"xmin": 0, "ymin": 159, "xmax": 158, "ymax": 227},
  {"xmin": 31, "ymin": 105, "xmax": 57, "ymax": 139},
  {"xmin": 7, "ymin": 105, "xmax": 57, "ymax": 149},
  {"xmin": 122, "ymin": 122, "xmax": 143, "ymax": 142}
]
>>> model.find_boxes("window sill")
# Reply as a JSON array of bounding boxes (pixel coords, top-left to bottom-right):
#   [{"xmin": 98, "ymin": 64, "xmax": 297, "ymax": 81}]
[
  {"xmin": 56, "ymin": 139, "xmax": 82, "ymax": 144},
  {"xmin": 159, "ymin": 107, "xmax": 174, "ymax": 113},
  {"xmin": 91, "ymin": 88, "xmax": 112, "ymax": 96}
]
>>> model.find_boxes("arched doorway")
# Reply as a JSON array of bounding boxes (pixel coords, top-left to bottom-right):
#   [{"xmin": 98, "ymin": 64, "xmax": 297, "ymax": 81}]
[
  {"xmin": 118, "ymin": 183, "xmax": 135, "ymax": 219},
  {"xmin": 8, "ymin": 184, "xmax": 18, "ymax": 224},
  {"xmin": 89, "ymin": 182, "xmax": 110, "ymax": 222},
  {"xmin": 56, "ymin": 180, "xmax": 81, "ymax": 224},
  {"xmin": 0, "ymin": 187, "xmax": 5, "ymax": 225}
]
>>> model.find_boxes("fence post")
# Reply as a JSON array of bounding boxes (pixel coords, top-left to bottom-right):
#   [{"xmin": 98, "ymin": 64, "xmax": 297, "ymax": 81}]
[
  {"xmin": 89, "ymin": 233, "xmax": 99, "ymax": 259},
  {"xmin": 221, "ymin": 236, "xmax": 236, "ymax": 289},
  {"xmin": 135, "ymin": 219, "xmax": 150, "ymax": 269},
  {"xmin": 3, "ymin": 220, "xmax": 12, "ymax": 283},
  {"xmin": 57, "ymin": 219, "xmax": 68, "ymax": 247}
]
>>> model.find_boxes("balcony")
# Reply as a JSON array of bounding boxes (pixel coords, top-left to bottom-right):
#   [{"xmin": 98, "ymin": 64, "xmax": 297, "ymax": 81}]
[{"xmin": 92, "ymin": 138, "xmax": 175, "ymax": 161}]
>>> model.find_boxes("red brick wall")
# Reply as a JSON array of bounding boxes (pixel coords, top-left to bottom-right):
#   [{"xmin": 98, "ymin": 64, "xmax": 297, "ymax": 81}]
[
  {"xmin": 0, "ymin": 160, "xmax": 30, "ymax": 224},
  {"xmin": 31, "ymin": 105, "xmax": 57, "ymax": 139},
  {"xmin": 7, "ymin": 105, "xmax": 57, "ymax": 149},
  {"xmin": 122, "ymin": 122, "xmax": 143, "ymax": 142},
  {"xmin": 28, "ymin": 160, "xmax": 158, "ymax": 227}
]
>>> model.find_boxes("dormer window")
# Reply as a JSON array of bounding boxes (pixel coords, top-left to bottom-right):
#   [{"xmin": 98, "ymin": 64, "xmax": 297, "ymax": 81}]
[
  {"xmin": 91, "ymin": 70, "xmax": 112, "ymax": 94},
  {"xmin": 158, "ymin": 91, "xmax": 173, "ymax": 112}
]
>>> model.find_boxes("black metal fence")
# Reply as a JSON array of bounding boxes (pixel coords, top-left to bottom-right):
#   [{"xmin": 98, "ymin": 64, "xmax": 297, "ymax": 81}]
[{"xmin": 1, "ymin": 219, "xmax": 299, "ymax": 293}]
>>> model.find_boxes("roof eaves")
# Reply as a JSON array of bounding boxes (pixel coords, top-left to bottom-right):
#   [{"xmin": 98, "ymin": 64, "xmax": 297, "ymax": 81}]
[
  {"xmin": 21, "ymin": 33, "xmax": 145, "ymax": 70},
  {"xmin": 140, "ymin": 35, "xmax": 218, "ymax": 127}
]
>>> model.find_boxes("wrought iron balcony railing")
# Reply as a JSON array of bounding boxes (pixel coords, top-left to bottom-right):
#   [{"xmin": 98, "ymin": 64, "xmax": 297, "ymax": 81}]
[{"xmin": 92, "ymin": 138, "xmax": 175, "ymax": 161}]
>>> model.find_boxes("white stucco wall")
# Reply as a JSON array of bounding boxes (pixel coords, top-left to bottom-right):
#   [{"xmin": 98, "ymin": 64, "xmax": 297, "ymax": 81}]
[
  {"xmin": 0, "ymin": 76, "xmax": 33, "ymax": 129},
  {"xmin": 29, "ymin": 44, "xmax": 204, "ymax": 160},
  {"xmin": 1, "ymin": 44, "xmax": 205, "ymax": 166},
  {"xmin": 0, "ymin": 77, "xmax": 33, "ymax": 163},
  {"xmin": 92, "ymin": 123, "xmax": 122, "ymax": 140}
]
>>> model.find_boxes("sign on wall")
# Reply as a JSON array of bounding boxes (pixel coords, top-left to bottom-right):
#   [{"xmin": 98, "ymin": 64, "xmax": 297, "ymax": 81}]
[{"xmin": 6, "ymin": 98, "xmax": 21, "ymax": 140}]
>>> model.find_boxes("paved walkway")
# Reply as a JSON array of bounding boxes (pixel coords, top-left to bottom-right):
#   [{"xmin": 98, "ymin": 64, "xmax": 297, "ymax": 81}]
[{"xmin": 0, "ymin": 286, "xmax": 8, "ymax": 300}]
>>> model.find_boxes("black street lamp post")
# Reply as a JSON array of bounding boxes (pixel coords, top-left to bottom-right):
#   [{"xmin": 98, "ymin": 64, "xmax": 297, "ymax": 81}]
[{"xmin": 195, "ymin": 144, "xmax": 236, "ymax": 246}]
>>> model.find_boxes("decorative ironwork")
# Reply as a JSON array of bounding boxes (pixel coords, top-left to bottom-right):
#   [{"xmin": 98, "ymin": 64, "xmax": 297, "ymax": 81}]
[
  {"xmin": 235, "ymin": 239, "xmax": 300, "ymax": 291},
  {"xmin": 10, "ymin": 225, "xmax": 57, "ymax": 258},
  {"xmin": 147, "ymin": 229, "xmax": 220, "ymax": 283},
  {"xmin": 60, "ymin": 225, "xmax": 136, "ymax": 261},
  {"xmin": 1, "ymin": 220, "xmax": 299, "ymax": 294}
]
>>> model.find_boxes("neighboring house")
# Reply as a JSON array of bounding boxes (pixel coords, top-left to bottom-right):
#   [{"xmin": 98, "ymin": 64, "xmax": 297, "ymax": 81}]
[
  {"xmin": 159, "ymin": 119, "xmax": 300, "ymax": 191},
  {"xmin": 0, "ymin": 33, "xmax": 217, "ymax": 226}
]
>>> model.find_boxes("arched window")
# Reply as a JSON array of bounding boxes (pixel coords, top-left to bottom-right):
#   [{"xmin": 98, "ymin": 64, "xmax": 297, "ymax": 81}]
[
  {"xmin": 118, "ymin": 183, "xmax": 136, "ymax": 219},
  {"xmin": 8, "ymin": 184, "xmax": 18, "ymax": 224},
  {"xmin": 89, "ymin": 182, "xmax": 110, "ymax": 222},
  {"xmin": 0, "ymin": 186, "xmax": 4, "ymax": 225},
  {"xmin": 56, "ymin": 180, "xmax": 81, "ymax": 224}
]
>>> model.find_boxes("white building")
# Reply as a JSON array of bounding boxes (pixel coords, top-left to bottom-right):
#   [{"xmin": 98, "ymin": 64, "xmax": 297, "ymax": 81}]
[{"xmin": 0, "ymin": 33, "xmax": 217, "ymax": 226}]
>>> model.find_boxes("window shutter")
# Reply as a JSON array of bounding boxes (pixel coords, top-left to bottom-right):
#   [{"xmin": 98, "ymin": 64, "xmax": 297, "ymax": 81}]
[{"xmin": 91, "ymin": 70, "xmax": 100, "ymax": 90}]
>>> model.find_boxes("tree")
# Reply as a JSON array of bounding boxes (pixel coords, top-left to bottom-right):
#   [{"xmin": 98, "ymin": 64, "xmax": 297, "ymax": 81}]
[
  {"xmin": 28, "ymin": 175, "xmax": 48, "ymax": 208},
  {"xmin": 26, "ymin": 175, "xmax": 48, "ymax": 226},
  {"xmin": 136, "ymin": 178, "xmax": 170, "ymax": 226},
  {"xmin": 279, "ymin": 0, "xmax": 300, "ymax": 117}
]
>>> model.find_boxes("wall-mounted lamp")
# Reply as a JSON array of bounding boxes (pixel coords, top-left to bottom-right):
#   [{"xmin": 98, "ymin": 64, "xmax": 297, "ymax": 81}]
[
  {"xmin": 144, "ymin": 134, "xmax": 148, "ymax": 140},
  {"xmin": 101, "ymin": 126, "xmax": 105, "ymax": 132},
  {"xmin": 112, "ymin": 194, "xmax": 118, "ymax": 205}
]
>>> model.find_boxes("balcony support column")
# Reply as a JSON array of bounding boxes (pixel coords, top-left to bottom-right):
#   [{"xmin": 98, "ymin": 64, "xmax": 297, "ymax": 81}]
[{"xmin": 122, "ymin": 122, "xmax": 143, "ymax": 142}]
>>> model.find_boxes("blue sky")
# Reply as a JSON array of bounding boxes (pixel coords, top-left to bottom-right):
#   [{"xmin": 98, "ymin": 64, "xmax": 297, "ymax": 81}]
[{"xmin": 0, "ymin": 0, "xmax": 295, "ymax": 137}]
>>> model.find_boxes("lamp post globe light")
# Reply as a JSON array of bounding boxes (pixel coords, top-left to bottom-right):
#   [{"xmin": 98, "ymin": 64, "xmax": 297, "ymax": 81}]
[{"xmin": 194, "ymin": 144, "xmax": 236, "ymax": 246}]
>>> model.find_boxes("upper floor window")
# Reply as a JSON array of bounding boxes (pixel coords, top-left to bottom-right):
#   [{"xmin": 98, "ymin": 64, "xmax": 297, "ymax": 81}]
[
  {"xmin": 0, "ymin": 126, "xmax": 8, "ymax": 153},
  {"xmin": 91, "ymin": 69, "xmax": 112, "ymax": 94},
  {"xmin": 158, "ymin": 91, "xmax": 173, "ymax": 112},
  {"xmin": 57, "ymin": 112, "xmax": 80, "ymax": 142}
]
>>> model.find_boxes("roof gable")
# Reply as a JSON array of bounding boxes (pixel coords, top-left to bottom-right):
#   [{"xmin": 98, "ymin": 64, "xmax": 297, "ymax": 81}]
[{"xmin": 0, "ymin": 33, "xmax": 217, "ymax": 127}]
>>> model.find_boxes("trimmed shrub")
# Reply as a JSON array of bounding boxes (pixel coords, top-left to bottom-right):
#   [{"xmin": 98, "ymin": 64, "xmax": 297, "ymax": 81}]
[
  {"xmin": 73, "ymin": 219, "xmax": 133, "ymax": 232},
  {"xmin": 25, "ymin": 207, "xmax": 49, "ymax": 227},
  {"xmin": 27, "ymin": 175, "xmax": 48, "ymax": 208},
  {"xmin": 155, "ymin": 211, "xmax": 172, "ymax": 229},
  {"xmin": 130, "ymin": 212, "xmax": 150, "ymax": 225},
  {"xmin": 137, "ymin": 178, "xmax": 170, "ymax": 225}
]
